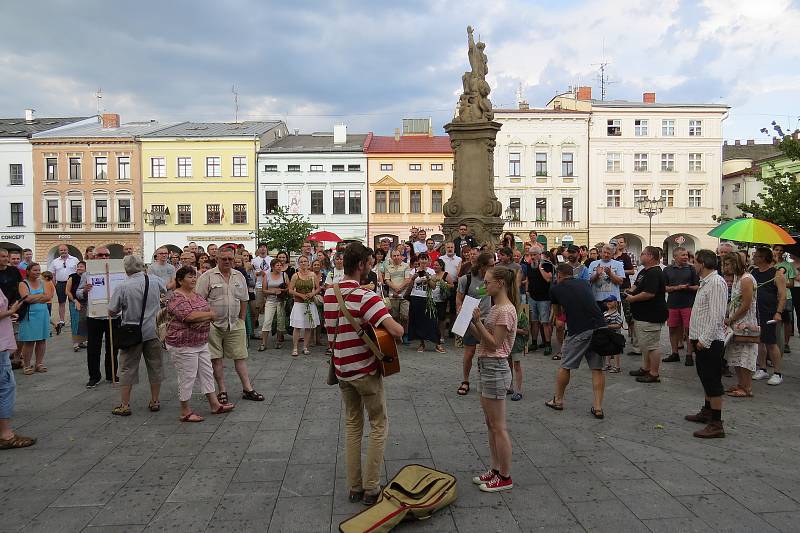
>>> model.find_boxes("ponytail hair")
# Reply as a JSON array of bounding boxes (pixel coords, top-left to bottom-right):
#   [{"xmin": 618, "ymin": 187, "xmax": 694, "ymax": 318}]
[{"xmin": 488, "ymin": 266, "xmax": 519, "ymax": 311}]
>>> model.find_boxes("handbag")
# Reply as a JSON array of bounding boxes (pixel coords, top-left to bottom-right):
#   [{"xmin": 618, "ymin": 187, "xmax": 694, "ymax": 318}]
[
  {"xmin": 115, "ymin": 275, "xmax": 149, "ymax": 350},
  {"xmin": 590, "ymin": 327, "xmax": 626, "ymax": 356},
  {"xmin": 16, "ymin": 281, "xmax": 30, "ymax": 321}
]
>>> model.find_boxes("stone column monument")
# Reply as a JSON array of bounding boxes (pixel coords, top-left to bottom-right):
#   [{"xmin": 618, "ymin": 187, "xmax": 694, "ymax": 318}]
[{"xmin": 441, "ymin": 26, "xmax": 504, "ymax": 245}]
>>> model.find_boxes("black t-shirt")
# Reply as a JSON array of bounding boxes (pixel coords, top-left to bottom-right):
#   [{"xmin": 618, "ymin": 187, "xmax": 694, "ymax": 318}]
[
  {"xmin": 630, "ymin": 266, "xmax": 668, "ymax": 323},
  {"xmin": 528, "ymin": 261, "xmax": 554, "ymax": 301},
  {"xmin": 453, "ymin": 236, "xmax": 478, "ymax": 257},
  {"xmin": 614, "ymin": 252, "xmax": 634, "ymax": 289},
  {"xmin": 0, "ymin": 266, "xmax": 22, "ymax": 304},
  {"xmin": 663, "ymin": 264, "xmax": 699, "ymax": 309},
  {"xmin": 550, "ymin": 278, "xmax": 607, "ymax": 336}
]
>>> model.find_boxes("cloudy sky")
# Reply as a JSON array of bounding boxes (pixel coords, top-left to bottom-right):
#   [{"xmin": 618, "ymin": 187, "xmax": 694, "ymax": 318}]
[{"xmin": 2, "ymin": 0, "xmax": 798, "ymax": 140}]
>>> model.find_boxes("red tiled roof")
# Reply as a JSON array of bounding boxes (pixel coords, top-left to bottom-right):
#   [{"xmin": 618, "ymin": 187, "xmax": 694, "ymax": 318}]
[{"xmin": 364, "ymin": 134, "xmax": 452, "ymax": 154}]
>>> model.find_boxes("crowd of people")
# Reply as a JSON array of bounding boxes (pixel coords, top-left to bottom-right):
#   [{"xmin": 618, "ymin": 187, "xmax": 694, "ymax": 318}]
[{"xmin": 0, "ymin": 227, "xmax": 797, "ymax": 503}]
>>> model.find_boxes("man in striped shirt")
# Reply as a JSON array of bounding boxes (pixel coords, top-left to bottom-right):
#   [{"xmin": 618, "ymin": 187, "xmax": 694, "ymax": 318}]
[
  {"xmin": 685, "ymin": 249, "xmax": 729, "ymax": 439},
  {"xmin": 324, "ymin": 242, "xmax": 403, "ymax": 506}
]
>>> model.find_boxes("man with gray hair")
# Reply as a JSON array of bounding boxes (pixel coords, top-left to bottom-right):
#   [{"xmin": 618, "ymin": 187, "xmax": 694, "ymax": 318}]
[{"xmin": 108, "ymin": 255, "xmax": 167, "ymax": 416}]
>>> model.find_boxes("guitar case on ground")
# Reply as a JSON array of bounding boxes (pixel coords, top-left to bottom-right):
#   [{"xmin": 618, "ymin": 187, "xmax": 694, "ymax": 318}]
[{"xmin": 338, "ymin": 464, "xmax": 457, "ymax": 533}]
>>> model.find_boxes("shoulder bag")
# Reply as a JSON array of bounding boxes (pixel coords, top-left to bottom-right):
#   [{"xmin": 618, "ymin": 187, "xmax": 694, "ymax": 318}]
[
  {"xmin": 16, "ymin": 281, "xmax": 30, "ymax": 322},
  {"xmin": 116, "ymin": 275, "xmax": 149, "ymax": 349}
]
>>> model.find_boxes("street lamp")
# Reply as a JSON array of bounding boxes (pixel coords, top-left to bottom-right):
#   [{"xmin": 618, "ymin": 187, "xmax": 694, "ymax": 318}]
[
  {"xmin": 635, "ymin": 197, "xmax": 665, "ymax": 245},
  {"xmin": 143, "ymin": 207, "xmax": 170, "ymax": 258}
]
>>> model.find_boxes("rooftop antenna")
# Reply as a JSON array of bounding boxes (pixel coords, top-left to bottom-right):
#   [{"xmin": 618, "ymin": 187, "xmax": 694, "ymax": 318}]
[
  {"xmin": 95, "ymin": 88, "xmax": 103, "ymax": 115},
  {"xmin": 591, "ymin": 40, "xmax": 615, "ymax": 100},
  {"xmin": 231, "ymin": 84, "xmax": 239, "ymax": 122}
]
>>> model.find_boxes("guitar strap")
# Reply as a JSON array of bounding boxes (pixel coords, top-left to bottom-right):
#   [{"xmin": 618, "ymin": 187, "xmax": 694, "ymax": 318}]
[{"xmin": 333, "ymin": 283, "xmax": 386, "ymax": 361}]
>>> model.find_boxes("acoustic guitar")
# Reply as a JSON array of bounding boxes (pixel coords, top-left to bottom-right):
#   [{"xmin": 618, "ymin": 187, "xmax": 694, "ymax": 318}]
[{"xmin": 362, "ymin": 323, "xmax": 400, "ymax": 377}]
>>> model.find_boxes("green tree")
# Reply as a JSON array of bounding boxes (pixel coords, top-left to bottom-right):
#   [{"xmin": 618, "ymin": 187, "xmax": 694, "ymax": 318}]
[
  {"xmin": 737, "ymin": 123, "xmax": 800, "ymax": 233},
  {"xmin": 255, "ymin": 206, "xmax": 317, "ymax": 253}
]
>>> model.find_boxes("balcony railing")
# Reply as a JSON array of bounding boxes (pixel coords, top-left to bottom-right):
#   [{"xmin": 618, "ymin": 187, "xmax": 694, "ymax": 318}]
[
  {"xmin": 117, "ymin": 223, "xmax": 132, "ymax": 229},
  {"xmin": 560, "ymin": 221, "xmax": 577, "ymax": 228},
  {"xmin": 93, "ymin": 223, "xmax": 109, "ymax": 230},
  {"xmin": 44, "ymin": 222, "xmax": 59, "ymax": 230},
  {"xmin": 68, "ymin": 223, "xmax": 84, "ymax": 230},
  {"xmin": 533, "ymin": 221, "xmax": 550, "ymax": 228}
]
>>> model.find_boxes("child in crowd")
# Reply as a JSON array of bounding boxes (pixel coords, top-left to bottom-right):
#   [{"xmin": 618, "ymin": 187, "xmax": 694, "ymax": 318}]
[
  {"xmin": 508, "ymin": 305, "xmax": 529, "ymax": 401},
  {"xmin": 603, "ymin": 295, "xmax": 623, "ymax": 373}
]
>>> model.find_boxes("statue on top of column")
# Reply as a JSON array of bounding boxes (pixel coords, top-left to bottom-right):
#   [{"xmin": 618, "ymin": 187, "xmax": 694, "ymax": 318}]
[{"xmin": 455, "ymin": 26, "xmax": 494, "ymax": 123}]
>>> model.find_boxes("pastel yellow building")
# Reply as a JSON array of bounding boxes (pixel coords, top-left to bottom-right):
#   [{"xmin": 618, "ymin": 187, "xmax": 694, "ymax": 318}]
[
  {"xmin": 139, "ymin": 121, "xmax": 287, "ymax": 258},
  {"xmin": 365, "ymin": 124, "xmax": 453, "ymax": 247}
]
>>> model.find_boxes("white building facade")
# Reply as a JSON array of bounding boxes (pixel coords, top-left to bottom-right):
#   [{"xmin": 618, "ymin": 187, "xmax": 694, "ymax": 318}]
[
  {"xmin": 493, "ymin": 107, "xmax": 591, "ymax": 248},
  {"xmin": 257, "ymin": 127, "xmax": 368, "ymax": 245}
]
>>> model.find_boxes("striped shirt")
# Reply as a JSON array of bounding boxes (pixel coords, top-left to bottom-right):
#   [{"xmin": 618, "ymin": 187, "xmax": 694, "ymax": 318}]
[
  {"xmin": 324, "ymin": 280, "xmax": 390, "ymax": 381},
  {"xmin": 688, "ymin": 271, "xmax": 728, "ymax": 348}
]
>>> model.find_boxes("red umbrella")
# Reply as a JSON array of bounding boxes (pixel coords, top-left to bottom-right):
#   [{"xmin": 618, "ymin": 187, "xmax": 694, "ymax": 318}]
[{"xmin": 308, "ymin": 230, "xmax": 341, "ymax": 242}]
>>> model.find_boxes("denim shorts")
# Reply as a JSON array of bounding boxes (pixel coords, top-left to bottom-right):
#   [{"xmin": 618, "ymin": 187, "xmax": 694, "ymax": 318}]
[
  {"xmin": 476, "ymin": 357, "xmax": 512, "ymax": 399},
  {"xmin": 0, "ymin": 351, "xmax": 16, "ymax": 419},
  {"xmin": 530, "ymin": 299, "xmax": 551, "ymax": 323}
]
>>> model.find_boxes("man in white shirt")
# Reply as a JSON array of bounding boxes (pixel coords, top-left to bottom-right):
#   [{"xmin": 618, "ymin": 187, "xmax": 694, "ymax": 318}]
[
  {"xmin": 250, "ymin": 242, "xmax": 272, "ymax": 336},
  {"xmin": 49, "ymin": 244, "xmax": 80, "ymax": 332},
  {"xmin": 412, "ymin": 229, "xmax": 428, "ymax": 255}
]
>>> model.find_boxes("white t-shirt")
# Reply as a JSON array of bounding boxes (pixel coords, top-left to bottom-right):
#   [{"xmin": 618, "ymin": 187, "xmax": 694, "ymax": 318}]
[
  {"xmin": 251, "ymin": 255, "xmax": 272, "ymax": 288},
  {"xmin": 440, "ymin": 253, "xmax": 462, "ymax": 281},
  {"xmin": 50, "ymin": 255, "xmax": 80, "ymax": 282},
  {"xmin": 325, "ymin": 268, "xmax": 345, "ymax": 286},
  {"xmin": 413, "ymin": 241, "xmax": 428, "ymax": 254},
  {"xmin": 410, "ymin": 268, "xmax": 436, "ymax": 298}
]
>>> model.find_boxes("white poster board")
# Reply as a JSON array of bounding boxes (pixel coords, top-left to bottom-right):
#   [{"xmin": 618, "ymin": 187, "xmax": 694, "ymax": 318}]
[
  {"xmin": 85, "ymin": 259, "xmax": 125, "ymax": 318},
  {"xmin": 451, "ymin": 295, "xmax": 481, "ymax": 337}
]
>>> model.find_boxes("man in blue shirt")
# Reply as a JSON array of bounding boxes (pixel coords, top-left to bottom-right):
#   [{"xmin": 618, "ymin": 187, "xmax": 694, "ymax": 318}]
[{"xmin": 587, "ymin": 245, "xmax": 625, "ymax": 308}]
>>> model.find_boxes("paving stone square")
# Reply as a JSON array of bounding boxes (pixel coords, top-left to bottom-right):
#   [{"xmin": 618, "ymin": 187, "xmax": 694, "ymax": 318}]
[{"xmin": 2, "ymin": 331, "xmax": 800, "ymax": 532}]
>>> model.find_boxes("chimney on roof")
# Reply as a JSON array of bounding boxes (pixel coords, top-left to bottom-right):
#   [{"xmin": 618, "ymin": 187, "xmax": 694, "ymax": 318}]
[
  {"xmin": 394, "ymin": 128, "xmax": 401, "ymax": 142},
  {"xmin": 747, "ymin": 139, "xmax": 754, "ymax": 145},
  {"xmin": 576, "ymin": 86, "xmax": 592, "ymax": 101},
  {"xmin": 723, "ymin": 140, "xmax": 728, "ymax": 145},
  {"xmin": 734, "ymin": 140, "xmax": 740, "ymax": 145},
  {"xmin": 101, "ymin": 113, "xmax": 120, "ymax": 129},
  {"xmin": 24, "ymin": 109, "xmax": 35, "ymax": 123},
  {"xmin": 333, "ymin": 123, "xmax": 347, "ymax": 144},
  {"xmin": 518, "ymin": 101, "xmax": 529, "ymax": 110},
  {"xmin": 643, "ymin": 92, "xmax": 656, "ymax": 104}
]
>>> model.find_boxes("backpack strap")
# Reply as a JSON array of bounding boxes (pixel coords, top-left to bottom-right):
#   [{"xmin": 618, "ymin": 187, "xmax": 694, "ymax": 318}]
[{"xmin": 333, "ymin": 283, "xmax": 384, "ymax": 360}]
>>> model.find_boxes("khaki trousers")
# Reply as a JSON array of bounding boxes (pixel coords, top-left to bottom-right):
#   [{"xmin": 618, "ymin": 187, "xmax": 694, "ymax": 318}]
[{"xmin": 339, "ymin": 372, "xmax": 387, "ymax": 493}]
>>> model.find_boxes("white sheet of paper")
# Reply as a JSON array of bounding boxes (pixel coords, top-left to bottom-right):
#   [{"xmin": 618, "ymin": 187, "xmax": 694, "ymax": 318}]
[{"xmin": 451, "ymin": 295, "xmax": 480, "ymax": 337}]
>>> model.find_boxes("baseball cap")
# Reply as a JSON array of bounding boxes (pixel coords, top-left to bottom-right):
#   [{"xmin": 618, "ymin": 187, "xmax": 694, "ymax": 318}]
[{"xmin": 602, "ymin": 295, "xmax": 618, "ymax": 302}]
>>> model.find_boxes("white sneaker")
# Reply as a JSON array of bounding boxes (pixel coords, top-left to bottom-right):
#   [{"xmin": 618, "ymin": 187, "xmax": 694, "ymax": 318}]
[
  {"xmin": 753, "ymin": 369, "xmax": 769, "ymax": 381},
  {"xmin": 767, "ymin": 373, "xmax": 783, "ymax": 386}
]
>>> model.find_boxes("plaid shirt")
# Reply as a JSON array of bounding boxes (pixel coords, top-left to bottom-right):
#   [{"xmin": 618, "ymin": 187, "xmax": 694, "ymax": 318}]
[{"xmin": 165, "ymin": 291, "xmax": 211, "ymax": 347}]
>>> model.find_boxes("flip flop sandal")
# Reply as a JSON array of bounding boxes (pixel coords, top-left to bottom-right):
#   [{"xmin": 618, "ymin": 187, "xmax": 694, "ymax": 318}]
[
  {"xmin": 457, "ymin": 381, "xmax": 470, "ymax": 395},
  {"xmin": 112, "ymin": 405, "xmax": 131, "ymax": 416},
  {"xmin": 34, "ymin": 365, "xmax": 47, "ymax": 373},
  {"xmin": 291, "ymin": 350, "xmax": 299, "ymax": 357},
  {"xmin": 213, "ymin": 403, "xmax": 236, "ymax": 414},
  {"xmin": 22, "ymin": 366, "xmax": 34, "ymax": 375},
  {"xmin": 590, "ymin": 407, "xmax": 605, "ymax": 419},
  {"xmin": 545, "ymin": 398, "xmax": 564, "ymax": 411},
  {"xmin": 148, "ymin": 401, "xmax": 160, "ymax": 412},
  {"xmin": 727, "ymin": 388, "xmax": 753, "ymax": 398},
  {"xmin": 217, "ymin": 392, "xmax": 229, "ymax": 405},
  {"xmin": 257, "ymin": 345, "xmax": 267, "ymax": 352},
  {"xmin": 435, "ymin": 345, "xmax": 446, "ymax": 353},
  {"xmin": 724, "ymin": 386, "xmax": 740, "ymax": 393},
  {"xmin": 0, "ymin": 434, "xmax": 36, "ymax": 449},
  {"xmin": 179, "ymin": 412, "xmax": 204, "ymax": 422},
  {"xmin": 242, "ymin": 389, "xmax": 265, "ymax": 401}
]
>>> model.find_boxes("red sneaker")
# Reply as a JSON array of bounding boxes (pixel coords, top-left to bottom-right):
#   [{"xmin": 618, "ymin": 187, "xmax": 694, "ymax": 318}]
[
  {"xmin": 472, "ymin": 469, "xmax": 497, "ymax": 485},
  {"xmin": 479, "ymin": 475, "xmax": 513, "ymax": 492}
]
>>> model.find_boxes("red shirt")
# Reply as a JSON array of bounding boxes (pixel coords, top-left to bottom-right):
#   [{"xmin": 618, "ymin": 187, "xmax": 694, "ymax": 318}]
[
  {"xmin": 323, "ymin": 279, "xmax": 389, "ymax": 381},
  {"xmin": 427, "ymin": 250, "xmax": 441, "ymax": 263},
  {"xmin": 166, "ymin": 291, "xmax": 211, "ymax": 347}
]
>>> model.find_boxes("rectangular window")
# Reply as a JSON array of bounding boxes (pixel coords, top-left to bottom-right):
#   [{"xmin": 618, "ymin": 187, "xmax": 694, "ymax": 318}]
[
  {"xmin": 431, "ymin": 190, "xmax": 442, "ymax": 213},
  {"xmin": 660, "ymin": 188, "xmax": 675, "ymax": 207},
  {"xmin": 509, "ymin": 197, "xmax": 520, "ymax": 221},
  {"xmin": 661, "ymin": 153, "xmax": 675, "ymax": 172},
  {"xmin": 69, "ymin": 158, "xmax": 81, "ymax": 181},
  {"xmin": 606, "ymin": 189, "xmax": 621, "ymax": 207},
  {"xmin": 233, "ymin": 203, "xmax": 247, "ymax": 224},
  {"xmin": 561, "ymin": 197, "xmax": 574, "ymax": 221},
  {"xmin": 431, "ymin": 163, "xmax": 443, "ymax": 171},
  {"xmin": 688, "ymin": 153, "xmax": 703, "ymax": 172},
  {"xmin": 349, "ymin": 190, "xmax": 361, "ymax": 214},
  {"xmin": 561, "ymin": 153, "xmax": 573, "ymax": 176},
  {"xmin": 70, "ymin": 200, "xmax": 82, "ymax": 223},
  {"xmin": 688, "ymin": 189, "xmax": 703, "ymax": 207},
  {"xmin": 95, "ymin": 199, "xmax": 108, "ymax": 223},
  {"xmin": 607, "ymin": 119, "xmax": 621, "ymax": 136},
  {"xmin": 177, "ymin": 157, "xmax": 192, "ymax": 177},
  {"xmin": 264, "ymin": 191, "xmax": 278, "ymax": 214},
  {"xmin": 232, "ymin": 156, "xmax": 247, "ymax": 177},
  {"xmin": 535, "ymin": 197, "xmax": 547, "ymax": 221},
  {"xmin": 46, "ymin": 158, "xmax": 58, "ymax": 180},
  {"xmin": 535, "ymin": 152, "xmax": 548, "ymax": 176},
  {"xmin": 309, "ymin": 164, "xmax": 323, "ymax": 172},
  {"xmin": 380, "ymin": 163, "xmax": 393, "ymax": 171},
  {"xmin": 206, "ymin": 157, "xmax": 221, "ymax": 177},
  {"xmin": 634, "ymin": 153, "xmax": 648, "ymax": 172},
  {"xmin": 634, "ymin": 188, "xmax": 649, "ymax": 205},
  {"xmin": 206, "ymin": 204, "xmax": 221, "ymax": 224},
  {"xmin": 95, "ymin": 157, "xmax": 108, "ymax": 180},
  {"xmin": 410, "ymin": 190, "xmax": 421, "ymax": 213},
  {"xmin": 177, "ymin": 204, "xmax": 192, "ymax": 224},
  {"xmin": 389, "ymin": 190, "xmax": 400, "ymax": 214},
  {"xmin": 118, "ymin": 199, "xmax": 131, "ymax": 223},
  {"xmin": 634, "ymin": 119, "xmax": 648, "ymax": 136},
  {"xmin": 151, "ymin": 157, "xmax": 166, "ymax": 177},
  {"xmin": 310, "ymin": 190, "xmax": 324, "ymax": 214},
  {"xmin": 333, "ymin": 190, "xmax": 346, "ymax": 214},
  {"xmin": 509, "ymin": 152, "xmax": 521, "ymax": 176},
  {"xmin": 606, "ymin": 152, "xmax": 622, "ymax": 172},
  {"xmin": 332, "ymin": 164, "xmax": 344, "ymax": 172},
  {"xmin": 689, "ymin": 120, "xmax": 702, "ymax": 136},
  {"xmin": 9, "ymin": 164, "xmax": 23, "ymax": 185},
  {"xmin": 117, "ymin": 156, "xmax": 130, "ymax": 180},
  {"xmin": 10, "ymin": 203, "xmax": 23, "ymax": 226},
  {"xmin": 409, "ymin": 163, "xmax": 422, "ymax": 171},
  {"xmin": 348, "ymin": 164, "xmax": 361, "ymax": 172},
  {"xmin": 375, "ymin": 190, "xmax": 387, "ymax": 213},
  {"xmin": 47, "ymin": 200, "xmax": 59, "ymax": 223},
  {"xmin": 662, "ymin": 119, "xmax": 675, "ymax": 136},
  {"xmin": 264, "ymin": 164, "xmax": 277, "ymax": 172}
]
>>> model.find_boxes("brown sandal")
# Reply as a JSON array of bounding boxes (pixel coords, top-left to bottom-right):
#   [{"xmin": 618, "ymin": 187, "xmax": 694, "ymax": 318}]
[
  {"xmin": 457, "ymin": 381, "xmax": 470, "ymax": 395},
  {"xmin": 0, "ymin": 434, "xmax": 36, "ymax": 449},
  {"xmin": 545, "ymin": 397, "xmax": 564, "ymax": 411},
  {"xmin": 34, "ymin": 364, "xmax": 47, "ymax": 373},
  {"xmin": 148, "ymin": 400, "xmax": 161, "ymax": 412},
  {"xmin": 22, "ymin": 366, "xmax": 34, "ymax": 375},
  {"xmin": 213, "ymin": 403, "xmax": 236, "ymax": 414},
  {"xmin": 726, "ymin": 388, "xmax": 753, "ymax": 398},
  {"xmin": 179, "ymin": 412, "xmax": 204, "ymax": 422}
]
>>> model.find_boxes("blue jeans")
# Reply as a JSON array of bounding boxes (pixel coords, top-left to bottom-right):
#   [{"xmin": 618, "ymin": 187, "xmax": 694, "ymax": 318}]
[{"xmin": 0, "ymin": 352, "xmax": 15, "ymax": 419}]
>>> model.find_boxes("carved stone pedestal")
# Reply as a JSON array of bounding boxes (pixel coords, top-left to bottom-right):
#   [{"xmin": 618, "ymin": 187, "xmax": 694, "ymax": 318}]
[{"xmin": 441, "ymin": 120, "xmax": 504, "ymax": 246}]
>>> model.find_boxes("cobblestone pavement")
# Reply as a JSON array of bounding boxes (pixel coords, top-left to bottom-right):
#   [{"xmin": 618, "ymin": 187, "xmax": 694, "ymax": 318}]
[{"xmin": 2, "ymin": 330, "xmax": 800, "ymax": 532}]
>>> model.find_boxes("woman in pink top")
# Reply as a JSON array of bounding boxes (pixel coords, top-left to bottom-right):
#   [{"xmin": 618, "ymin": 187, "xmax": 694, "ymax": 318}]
[
  {"xmin": 165, "ymin": 266, "xmax": 234, "ymax": 422},
  {"xmin": 0, "ymin": 289, "xmax": 36, "ymax": 449},
  {"xmin": 468, "ymin": 266, "xmax": 518, "ymax": 493}
]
